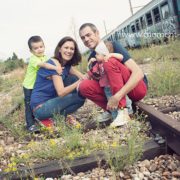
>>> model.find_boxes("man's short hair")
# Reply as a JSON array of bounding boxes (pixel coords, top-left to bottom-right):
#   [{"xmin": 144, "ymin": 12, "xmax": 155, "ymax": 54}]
[
  {"xmin": 79, "ymin": 23, "xmax": 98, "ymax": 33},
  {"xmin": 28, "ymin": 36, "xmax": 43, "ymax": 50}
]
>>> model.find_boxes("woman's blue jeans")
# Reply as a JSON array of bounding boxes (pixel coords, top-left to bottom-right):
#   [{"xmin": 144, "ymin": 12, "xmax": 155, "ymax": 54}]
[{"xmin": 33, "ymin": 75, "xmax": 85, "ymax": 120}]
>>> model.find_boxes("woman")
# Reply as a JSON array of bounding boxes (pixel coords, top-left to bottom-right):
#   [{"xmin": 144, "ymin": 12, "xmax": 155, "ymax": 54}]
[{"xmin": 30, "ymin": 36, "xmax": 85, "ymax": 124}]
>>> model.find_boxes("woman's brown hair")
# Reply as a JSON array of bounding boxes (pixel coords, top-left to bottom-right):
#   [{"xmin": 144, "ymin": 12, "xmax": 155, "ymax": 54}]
[{"xmin": 54, "ymin": 36, "xmax": 81, "ymax": 66}]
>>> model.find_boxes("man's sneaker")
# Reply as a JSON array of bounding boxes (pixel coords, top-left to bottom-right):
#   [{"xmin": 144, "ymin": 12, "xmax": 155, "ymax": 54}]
[
  {"xmin": 97, "ymin": 111, "xmax": 112, "ymax": 123},
  {"xmin": 110, "ymin": 108, "xmax": 131, "ymax": 128},
  {"xmin": 28, "ymin": 124, "xmax": 40, "ymax": 133},
  {"xmin": 66, "ymin": 115, "xmax": 81, "ymax": 129},
  {"xmin": 126, "ymin": 96, "xmax": 134, "ymax": 115}
]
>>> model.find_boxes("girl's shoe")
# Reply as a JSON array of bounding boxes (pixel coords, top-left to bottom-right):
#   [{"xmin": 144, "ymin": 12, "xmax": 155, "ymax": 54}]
[{"xmin": 110, "ymin": 108, "xmax": 131, "ymax": 128}]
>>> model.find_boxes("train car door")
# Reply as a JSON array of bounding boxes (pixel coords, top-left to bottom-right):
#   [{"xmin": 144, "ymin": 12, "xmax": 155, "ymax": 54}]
[
  {"xmin": 173, "ymin": 0, "xmax": 180, "ymax": 23},
  {"xmin": 176, "ymin": 0, "xmax": 180, "ymax": 23}
]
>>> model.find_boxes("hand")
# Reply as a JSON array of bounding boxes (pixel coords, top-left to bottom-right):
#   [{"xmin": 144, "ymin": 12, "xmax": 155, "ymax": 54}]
[
  {"xmin": 104, "ymin": 54, "xmax": 113, "ymax": 62},
  {"xmin": 81, "ymin": 74, "xmax": 89, "ymax": 80},
  {"xmin": 56, "ymin": 65, "xmax": 64, "ymax": 75},
  {"xmin": 76, "ymin": 80, "xmax": 82, "ymax": 91},
  {"xmin": 107, "ymin": 94, "xmax": 120, "ymax": 111}
]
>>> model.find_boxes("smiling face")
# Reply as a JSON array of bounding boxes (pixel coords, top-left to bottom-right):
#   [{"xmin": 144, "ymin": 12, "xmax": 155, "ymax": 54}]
[
  {"xmin": 59, "ymin": 41, "xmax": 75, "ymax": 63},
  {"xmin": 79, "ymin": 26, "xmax": 100, "ymax": 49},
  {"xmin": 30, "ymin": 41, "xmax": 45, "ymax": 57}
]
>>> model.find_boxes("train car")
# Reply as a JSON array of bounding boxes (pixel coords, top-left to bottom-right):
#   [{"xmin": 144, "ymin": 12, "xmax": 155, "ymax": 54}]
[{"xmin": 102, "ymin": 0, "xmax": 180, "ymax": 48}]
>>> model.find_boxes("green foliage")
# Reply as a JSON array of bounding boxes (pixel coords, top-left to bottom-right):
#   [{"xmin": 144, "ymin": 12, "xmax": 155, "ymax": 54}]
[
  {"xmin": 129, "ymin": 40, "xmax": 180, "ymax": 64},
  {"xmin": 0, "ymin": 53, "xmax": 25, "ymax": 74},
  {"xmin": 3, "ymin": 59, "xmax": 25, "ymax": 74},
  {"xmin": 147, "ymin": 60, "xmax": 180, "ymax": 98},
  {"xmin": 105, "ymin": 121, "xmax": 145, "ymax": 173},
  {"xmin": 11, "ymin": 52, "xmax": 18, "ymax": 60},
  {"xmin": 64, "ymin": 128, "xmax": 82, "ymax": 150},
  {"xmin": 0, "ymin": 104, "xmax": 28, "ymax": 140},
  {"xmin": 77, "ymin": 55, "xmax": 88, "ymax": 73}
]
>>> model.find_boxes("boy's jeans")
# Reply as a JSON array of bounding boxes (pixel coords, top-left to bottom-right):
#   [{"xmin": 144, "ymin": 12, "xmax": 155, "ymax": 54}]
[
  {"xmin": 104, "ymin": 87, "xmax": 133, "ymax": 119},
  {"xmin": 23, "ymin": 87, "xmax": 35, "ymax": 128},
  {"xmin": 33, "ymin": 75, "xmax": 85, "ymax": 120}
]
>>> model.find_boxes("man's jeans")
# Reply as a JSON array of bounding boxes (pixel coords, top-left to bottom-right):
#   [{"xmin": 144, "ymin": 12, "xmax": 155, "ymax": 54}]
[
  {"xmin": 33, "ymin": 75, "xmax": 85, "ymax": 120},
  {"xmin": 23, "ymin": 87, "xmax": 35, "ymax": 128}
]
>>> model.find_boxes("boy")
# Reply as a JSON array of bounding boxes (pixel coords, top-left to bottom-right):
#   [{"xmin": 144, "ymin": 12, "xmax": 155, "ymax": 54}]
[{"xmin": 23, "ymin": 36, "xmax": 62, "ymax": 132}]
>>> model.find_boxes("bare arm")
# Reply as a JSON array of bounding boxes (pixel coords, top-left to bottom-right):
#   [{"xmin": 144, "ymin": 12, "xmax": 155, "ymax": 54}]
[
  {"xmin": 52, "ymin": 74, "xmax": 80, "ymax": 97},
  {"xmin": 70, "ymin": 66, "xmax": 84, "ymax": 79},
  {"xmin": 104, "ymin": 53, "xmax": 123, "ymax": 62},
  {"xmin": 117, "ymin": 58, "xmax": 144, "ymax": 97},
  {"xmin": 37, "ymin": 60, "xmax": 63, "ymax": 75}
]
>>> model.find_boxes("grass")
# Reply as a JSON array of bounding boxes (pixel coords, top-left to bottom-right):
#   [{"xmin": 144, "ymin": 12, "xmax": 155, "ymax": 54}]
[
  {"xmin": 0, "ymin": 104, "xmax": 28, "ymax": 140},
  {"xmin": 0, "ymin": 68, "xmax": 24, "ymax": 92},
  {"xmin": 105, "ymin": 120, "xmax": 147, "ymax": 173},
  {"xmin": 0, "ymin": 68, "xmax": 25, "ymax": 117},
  {"xmin": 129, "ymin": 40, "xmax": 180, "ymax": 64},
  {"xmin": 77, "ymin": 55, "xmax": 88, "ymax": 73},
  {"xmin": 147, "ymin": 59, "xmax": 180, "ymax": 98}
]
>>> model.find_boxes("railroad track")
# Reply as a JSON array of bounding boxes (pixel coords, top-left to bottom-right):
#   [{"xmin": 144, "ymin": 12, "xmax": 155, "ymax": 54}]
[
  {"xmin": 0, "ymin": 102, "xmax": 179, "ymax": 179},
  {"xmin": 136, "ymin": 101, "xmax": 180, "ymax": 155}
]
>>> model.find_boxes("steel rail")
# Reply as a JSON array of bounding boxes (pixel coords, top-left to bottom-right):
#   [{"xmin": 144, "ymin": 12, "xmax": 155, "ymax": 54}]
[{"xmin": 136, "ymin": 101, "xmax": 180, "ymax": 155}]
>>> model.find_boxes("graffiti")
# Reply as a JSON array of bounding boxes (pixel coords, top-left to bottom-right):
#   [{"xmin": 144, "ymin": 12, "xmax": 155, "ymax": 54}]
[
  {"xmin": 106, "ymin": 16, "xmax": 178, "ymax": 48},
  {"xmin": 162, "ymin": 17, "xmax": 176, "ymax": 34}
]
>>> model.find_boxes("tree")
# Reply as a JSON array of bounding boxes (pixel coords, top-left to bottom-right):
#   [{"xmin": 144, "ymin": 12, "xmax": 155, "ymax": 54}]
[{"xmin": 11, "ymin": 52, "xmax": 18, "ymax": 60}]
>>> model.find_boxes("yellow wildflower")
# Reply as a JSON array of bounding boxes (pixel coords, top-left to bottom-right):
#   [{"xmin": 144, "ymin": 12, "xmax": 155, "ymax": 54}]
[
  {"xmin": 49, "ymin": 139, "xmax": 56, "ymax": 147},
  {"xmin": 111, "ymin": 141, "xmax": 118, "ymax": 148}
]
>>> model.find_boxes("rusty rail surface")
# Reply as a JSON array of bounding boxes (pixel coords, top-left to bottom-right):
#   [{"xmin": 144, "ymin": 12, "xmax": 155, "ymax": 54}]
[{"xmin": 136, "ymin": 101, "xmax": 180, "ymax": 155}]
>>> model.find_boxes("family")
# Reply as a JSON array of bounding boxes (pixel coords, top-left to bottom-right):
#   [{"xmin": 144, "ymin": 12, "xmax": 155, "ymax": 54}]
[{"xmin": 23, "ymin": 23, "xmax": 148, "ymax": 133}]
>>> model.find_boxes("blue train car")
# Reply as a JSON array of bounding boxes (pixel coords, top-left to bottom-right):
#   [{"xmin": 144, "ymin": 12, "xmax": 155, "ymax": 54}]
[{"xmin": 103, "ymin": 0, "xmax": 180, "ymax": 48}]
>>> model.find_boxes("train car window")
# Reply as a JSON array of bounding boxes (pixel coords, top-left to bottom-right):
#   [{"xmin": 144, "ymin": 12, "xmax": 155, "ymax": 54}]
[
  {"xmin": 115, "ymin": 31, "xmax": 119, "ymax": 41},
  {"xmin": 140, "ymin": 16, "xmax": 146, "ymax": 29},
  {"xmin": 124, "ymin": 27, "xmax": 127, "ymax": 34},
  {"xmin": 118, "ymin": 30, "xmax": 122, "ymax": 38},
  {"xmin": 135, "ymin": 20, "xmax": 140, "ymax": 31},
  {"xmin": 127, "ymin": 25, "xmax": 130, "ymax": 33},
  {"xmin": 131, "ymin": 24, "xmax": 136, "ymax": 33},
  {"xmin": 153, "ymin": 7, "xmax": 161, "ymax": 23},
  {"xmin": 146, "ymin": 12, "xmax": 153, "ymax": 26},
  {"xmin": 161, "ymin": 2, "xmax": 170, "ymax": 19}
]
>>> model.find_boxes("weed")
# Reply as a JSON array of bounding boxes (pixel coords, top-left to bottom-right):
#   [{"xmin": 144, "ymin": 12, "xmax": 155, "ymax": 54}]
[
  {"xmin": 147, "ymin": 59, "xmax": 180, "ymax": 97},
  {"xmin": 105, "ymin": 120, "xmax": 146, "ymax": 173}
]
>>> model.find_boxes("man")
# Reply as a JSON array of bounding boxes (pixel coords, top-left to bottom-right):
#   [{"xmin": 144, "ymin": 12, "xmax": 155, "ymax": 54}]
[{"xmin": 79, "ymin": 23, "xmax": 147, "ymax": 122}]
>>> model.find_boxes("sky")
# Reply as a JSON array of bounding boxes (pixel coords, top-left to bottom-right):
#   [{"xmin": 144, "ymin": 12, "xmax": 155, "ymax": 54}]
[{"xmin": 0, "ymin": 0, "xmax": 152, "ymax": 60}]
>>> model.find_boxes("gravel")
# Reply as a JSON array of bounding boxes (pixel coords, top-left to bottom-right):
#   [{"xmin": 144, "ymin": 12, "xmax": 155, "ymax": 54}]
[
  {"xmin": 144, "ymin": 95, "xmax": 180, "ymax": 122},
  {"xmin": 60, "ymin": 154, "xmax": 180, "ymax": 180}
]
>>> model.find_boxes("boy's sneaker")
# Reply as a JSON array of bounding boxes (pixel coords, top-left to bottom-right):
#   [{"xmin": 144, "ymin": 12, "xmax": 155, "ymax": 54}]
[
  {"xmin": 110, "ymin": 108, "xmax": 131, "ymax": 128},
  {"xmin": 28, "ymin": 124, "xmax": 40, "ymax": 133},
  {"xmin": 66, "ymin": 115, "xmax": 81, "ymax": 128}
]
